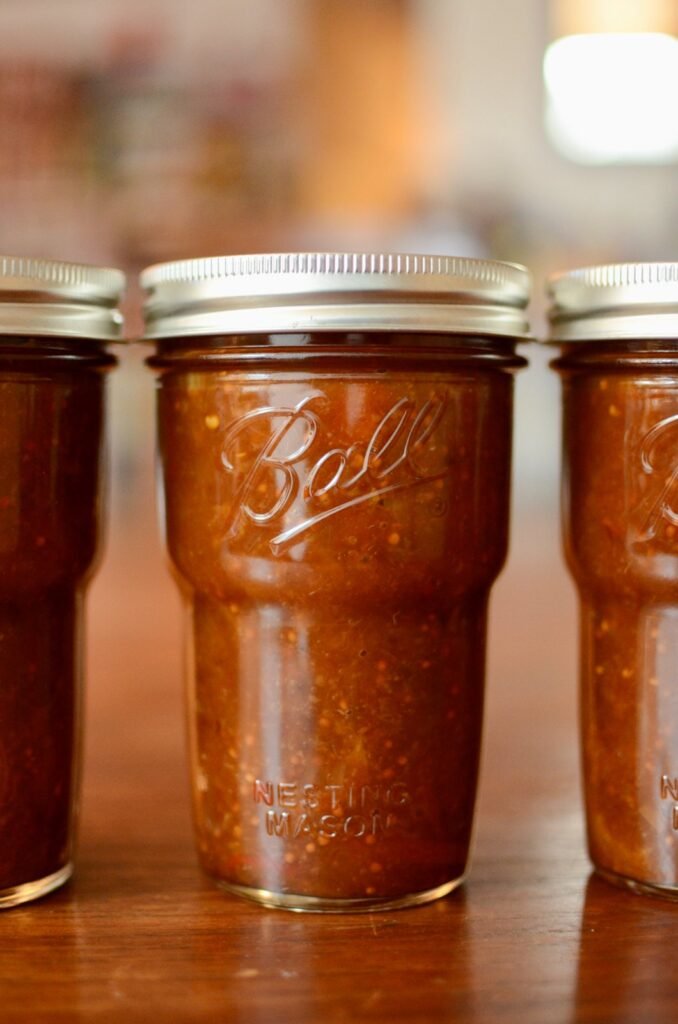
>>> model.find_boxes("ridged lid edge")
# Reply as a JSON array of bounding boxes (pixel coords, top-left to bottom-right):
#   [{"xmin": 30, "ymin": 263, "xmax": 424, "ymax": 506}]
[
  {"xmin": 0, "ymin": 256, "xmax": 125, "ymax": 298},
  {"xmin": 141, "ymin": 252, "xmax": 529, "ymax": 291}
]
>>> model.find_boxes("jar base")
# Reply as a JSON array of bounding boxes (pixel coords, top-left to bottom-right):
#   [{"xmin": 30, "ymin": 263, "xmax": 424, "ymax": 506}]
[
  {"xmin": 595, "ymin": 865, "xmax": 678, "ymax": 902},
  {"xmin": 0, "ymin": 863, "xmax": 73, "ymax": 910},
  {"xmin": 212, "ymin": 875, "xmax": 465, "ymax": 913}
]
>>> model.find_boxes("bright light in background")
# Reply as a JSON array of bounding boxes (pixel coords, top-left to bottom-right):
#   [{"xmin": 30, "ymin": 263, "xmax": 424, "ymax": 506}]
[{"xmin": 544, "ymin": 33, "xmax": 678, "ymax": 164}]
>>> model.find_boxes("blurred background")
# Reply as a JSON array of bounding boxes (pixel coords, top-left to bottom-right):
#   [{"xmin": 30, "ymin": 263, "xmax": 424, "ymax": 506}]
[
  {"xmin": 0, "ymin": 0, "xmax": 677, "ymax": 576},
  {"xmin": 1, "ymin": 0, "xmax": 676, "ymax": 521}
]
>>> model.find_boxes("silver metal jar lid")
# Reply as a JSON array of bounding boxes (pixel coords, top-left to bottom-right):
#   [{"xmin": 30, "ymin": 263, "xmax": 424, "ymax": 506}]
[
  {"xmin": 140, "ymin": 252, "xmax": 532, "ymax": 340},
  {"xmin": 0, "ymin": 256, "xmax": 126, "ymax": 342},
  {"xmin": 547, "ymin": 262, "xmax": 678, "ymax": 341}
]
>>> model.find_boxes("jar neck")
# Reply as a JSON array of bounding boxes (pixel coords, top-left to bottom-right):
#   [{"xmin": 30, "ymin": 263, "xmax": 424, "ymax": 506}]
[
  {"xmin": 0, "ymin": 336, "xmax": 116, "ymax": 371},
  {"xmin": 552, "ymin": 338, "xmax": 678, "ymax": 375},
  {"xmin": 147, "ymin": 331, "xmax": 528, "ymax": 373}
]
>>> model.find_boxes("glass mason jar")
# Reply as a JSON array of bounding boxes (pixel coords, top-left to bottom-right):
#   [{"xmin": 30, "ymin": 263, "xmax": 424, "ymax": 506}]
[
  {"xmin": 0, "ymin": 257, "xmax": 124, "ymax": 908},
  {"xmin": 143, "ymin": 253, "xmax": 530, "ymax": 911},
  {"xmin": 550, "ymin": 262, "xmax": 678, "ymax": 898}
]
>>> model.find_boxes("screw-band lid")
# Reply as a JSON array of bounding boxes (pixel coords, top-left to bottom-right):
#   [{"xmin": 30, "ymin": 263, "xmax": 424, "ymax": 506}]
[
  {"xmin": 0, "ymin": 256, "xmax": 126, "ymax": 341},
  {"xmin": 141, "ymin": 252, "xmax": 532, "ymax": 340},
  {"xmin": 548, "ymin": 262, "xmax": 678, "ymax": 341}
]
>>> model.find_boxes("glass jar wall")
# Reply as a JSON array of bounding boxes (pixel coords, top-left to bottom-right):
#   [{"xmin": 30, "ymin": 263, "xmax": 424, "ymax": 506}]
[
  {"xmin": 0, "ymin": 258, "xmax": 123, "ymax": 908},
  {"xmin": 550, "ymin": 262, "xmax": 678, "ymax": 898},
  {"xmin": 144, "ymin": 253, "xmax": 531, "ymax": 911}
]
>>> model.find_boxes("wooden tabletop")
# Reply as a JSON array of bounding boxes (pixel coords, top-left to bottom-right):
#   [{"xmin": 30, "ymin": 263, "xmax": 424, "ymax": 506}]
[{"xmin": 3, "ymin": 407, "xmax": 678, "ymax": 1022}]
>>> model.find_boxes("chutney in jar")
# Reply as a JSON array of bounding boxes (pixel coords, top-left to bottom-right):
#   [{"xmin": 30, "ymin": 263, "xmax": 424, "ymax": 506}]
[
  {"xmin": 550, "ymin": 262, "xmax": 678, "ymax": 898},
  {"xmin": 0, "ymin": 258, "xmax": 123, "ymax": 908},
  {"xmin": 144, "ymin": 253, "xmax": 531, "ymax": 910}
]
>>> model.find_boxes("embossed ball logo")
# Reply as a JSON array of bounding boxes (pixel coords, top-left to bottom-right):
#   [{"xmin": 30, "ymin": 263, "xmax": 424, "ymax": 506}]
[
  {"xmin": 220, "ymin": 392, "xmax": 449, "ymax": 554},
  {"xmin": 632, "ymin": 413, "xmax": 678, "ymax": 541}
]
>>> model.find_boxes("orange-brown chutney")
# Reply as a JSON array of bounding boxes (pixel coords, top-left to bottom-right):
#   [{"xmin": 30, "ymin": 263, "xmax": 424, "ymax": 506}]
[
  {"xmin": 0, "ymin": 257, "xmax": 122, "ymax": 909},
  {"xmin": 556, "ymin": 340, "xmax": 678, "ymax": 896},
  {"xmin": 150, "ymin": 332, "xmax": 526, "ymax": 909},
  {"xmin": 0, "ymin": 337, "xmax": 114, "ymax": 905}
]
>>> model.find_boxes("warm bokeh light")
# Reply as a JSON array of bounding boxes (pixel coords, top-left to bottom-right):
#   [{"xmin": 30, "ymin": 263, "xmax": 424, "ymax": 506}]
[{"xmin": 544, "ymin": 33, "xmax": 678, "ymax": 165}]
